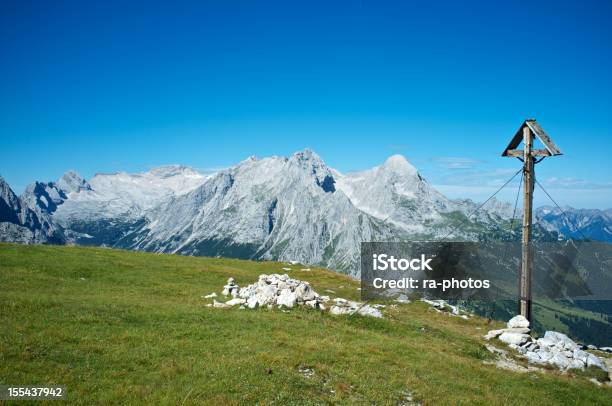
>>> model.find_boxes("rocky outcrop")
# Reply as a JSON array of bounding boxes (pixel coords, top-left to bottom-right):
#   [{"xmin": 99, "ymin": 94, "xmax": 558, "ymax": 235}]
[
  {"xmin": 0, "ymin": 176, "xmax": 65, "ymax": 244},
  {"xmin": 206, "ymin": 274, "xmax": 384, "ymax": 318},
  {"xmin": 485, "ymin": 315, "xmax": 608, "ymax": 372},
  {"xmin": 213, "ymin": 274, "xmax": 327, "ymax": 310}
]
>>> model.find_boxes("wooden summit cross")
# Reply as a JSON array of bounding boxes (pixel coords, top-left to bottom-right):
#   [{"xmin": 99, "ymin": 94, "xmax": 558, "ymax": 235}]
[{"xmin": 502, "ymin": 119, "xmax": 562, "ymax": 322}]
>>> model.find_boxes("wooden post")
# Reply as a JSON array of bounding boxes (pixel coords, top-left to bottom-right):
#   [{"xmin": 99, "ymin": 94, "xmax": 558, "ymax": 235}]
[
  {"xmin": 520, "ymin": 125, "xmax": 534, "ymax": 321},
  {"xmin": 502, "ymin": 119, "xmax": 561, "ymax": 321}
]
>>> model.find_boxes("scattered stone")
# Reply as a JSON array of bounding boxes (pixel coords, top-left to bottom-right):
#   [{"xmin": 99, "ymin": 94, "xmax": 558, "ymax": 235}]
[
  {"xmin": 330, "ymin": 305, "xmax": 352, "ymax": 315},
  {"xmin": 324, "ymin": 289, "xmax": 336, "ymax": 294},
  {"xmin": 225, "ymin": 298, "xmax": 246, "ymax": 306},
  {"xmin": 329, "ymin": 299, "xmax": 383, "ymax": 318},
  {"xmin": 420, "ymin": 298, "xmax": 467, "ymax": 317},
  {"xmin": 599, "ymin": 347, "xmax": 612, "ymax": 353},
  {"xmin": 395, "ymin": 294, "xmax": 411, "ymax": 304},
  {"xmin": 397, "ymin": 389, "xmax": 421, "ymax": 406},
  {"xmin": 213, "ymin": 300, "xmax": 232, "ymax": 308},
  {"xmin": 589, "ymin": 378, "xmax": 602, "ymax": 387},
  {"xmin": 298, "ymin": 365, "xmax": 315, "ymax": 379},
  {"xmin": 203, "ymin": 292, "xmax": 217, "ymax": 299},
  {"xmin": 282, "ymin": 267, "xmax": 292, "ymax": 271},
  {"xmin": 358, "ymin": 305, "xmax": 383, "ymax": 318}
]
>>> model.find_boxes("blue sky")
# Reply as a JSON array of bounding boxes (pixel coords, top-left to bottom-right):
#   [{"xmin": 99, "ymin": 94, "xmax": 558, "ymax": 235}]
[{"xmin": 1, "ymin": 0, "xmax": 611, "ymax": 208}]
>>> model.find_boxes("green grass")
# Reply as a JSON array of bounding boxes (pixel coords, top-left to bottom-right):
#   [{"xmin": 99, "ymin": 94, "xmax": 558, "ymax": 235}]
[{"xmin": 0, "ymin": 243, "xmax": 609, "ymax": 405}]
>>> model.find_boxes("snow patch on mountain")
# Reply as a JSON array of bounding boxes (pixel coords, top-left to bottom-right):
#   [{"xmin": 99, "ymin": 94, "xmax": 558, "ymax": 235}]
[{"xmin": 53, "ymin": 165, "xmax": 208, "ymax": 223}]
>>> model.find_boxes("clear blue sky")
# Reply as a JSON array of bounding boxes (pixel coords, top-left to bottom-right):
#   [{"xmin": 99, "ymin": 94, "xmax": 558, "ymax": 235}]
[{"xmin": 1, "ymin": 0, "xmax": 611, "ymax": 208}]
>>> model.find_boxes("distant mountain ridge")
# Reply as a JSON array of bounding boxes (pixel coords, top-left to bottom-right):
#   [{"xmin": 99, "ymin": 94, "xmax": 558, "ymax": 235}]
[{"xmin": 1, "ymin": 150, "xmax": 610, "ymax": 274}]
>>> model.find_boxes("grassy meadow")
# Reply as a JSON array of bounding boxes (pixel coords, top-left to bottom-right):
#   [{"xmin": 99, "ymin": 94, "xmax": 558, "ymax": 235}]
[{"xmin": 0, "ymin": 243, "xmax": 610, "ymax": 404}]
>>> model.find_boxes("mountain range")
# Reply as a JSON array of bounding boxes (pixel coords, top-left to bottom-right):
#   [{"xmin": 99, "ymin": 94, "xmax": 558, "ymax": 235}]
[{"xmin": 1, "ymin": 149, "xmax": 610, "ymax": 275}]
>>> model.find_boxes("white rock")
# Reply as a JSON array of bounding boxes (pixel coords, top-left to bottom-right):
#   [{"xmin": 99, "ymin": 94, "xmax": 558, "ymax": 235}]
[
  {"xmin": 225, "ymin": 298, "xmax": 246, "ymax": 306},
  {"xmin": 484, "ymin": 329, "xmax": 505, "ymax": 341},
  {"xmin": 568, "ymin": 359, "xmax": 585, "ymax": 370},
  {"xmin": 599, "ymin": 346, "xmax": 612, "ymax": 353},
  {"xmin": 586, "ymin": 354, "xmax": 608, "ymax": 372},
  {"xmin": 304, "ymin": 299, "xmax": 319, "ymax": 309},
  {"xmin": 507, "ymin": 315, "xmax": 530, "ymax": 329},
  {"xmin": 499, "ymin": 332, "xmax": 531, "ymax": 346},
  {"xmin": 589, "ymin": 378, "xmax": 603, "ymax": 387},
  {"xmin": 538, "ymin": 349, "xmax": 554, "ymax": 362},
  {"xmin": 542, "ymin": 331, "xmax": 578, "ymax": 350},
  {"xmin": 357, "ymin": 305, "xmax": 383, "ymax": 318},
  {"xmin": 486, "ymin": 328, "xmax": 530, "ymax": 341},
  {"xmin": 255, "ymin": 284, "xmax": 277, "ymax": 305},
  {"xmin": 549, "ymin": 353, "xmax": 571, "ymax": 369},
  {"xmin": 204, "ymin": 293, "xmax": 217, "ymax": 299},
  {"xmin": 536, "ymin": 337, "xmax": 556, "ymax": 348},
  {"xmin": 277, "ymin": 288, "xmax": 297, "ymax": 308},
  {"xmin": 247, "ymin": 295, "xmax": 259, "ymax": 309},
  {"xmin": 330, "ymin": 305, "xmax": 352, "ymax": 315},
  {"xmin": 524, "ymin": 351, "xmax": 545, "ymax": 364},
  {"xmin": 294, "ymin": 283, "xmax": 316, "ymax": 301},
  {"xmin": 213, "ymin": 300, "xmax": 231, "ymax": 308}
]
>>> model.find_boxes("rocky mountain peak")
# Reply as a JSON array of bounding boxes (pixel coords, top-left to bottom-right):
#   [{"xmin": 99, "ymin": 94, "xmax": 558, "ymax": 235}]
[
  {"xmin": 0, "ymin": 176, "xmax": 18, "ymax": 202},
  {"xmin": 380, "ymin": 154, "xmax": 419, "ymax": 177},
  {"xmin": 291, "ymin": 148, "xmax": 321, "ymax": 162},
  {"xmin": 57, "ymin": 170, "xmax": 91, "ymax": 193},
  {"xmin": 0, "ymin": 175, "xmax": 22, "ymax": 224},
  {"xmin": 289, "ymin": 149, "xmax": 335, "ymax": 193},
  {"xmin": 147, "ymin": 165, "xmax": 201, "ymax": 178}
]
